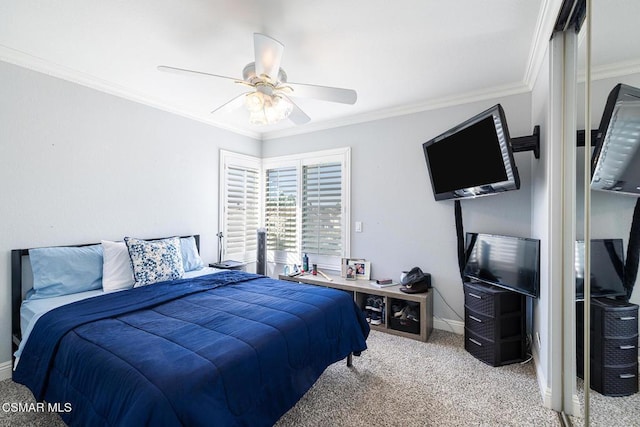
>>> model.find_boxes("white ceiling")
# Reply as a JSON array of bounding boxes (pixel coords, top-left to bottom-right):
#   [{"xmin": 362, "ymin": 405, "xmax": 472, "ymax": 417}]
[{"xmin": 1, "ymin": 1, "xmax": 638, "ymax": 140}]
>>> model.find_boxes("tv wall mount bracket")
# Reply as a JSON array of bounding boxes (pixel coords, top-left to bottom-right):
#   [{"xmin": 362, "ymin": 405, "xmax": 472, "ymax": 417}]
[{"xmin": 512, "ymin": 125, "xmax": 540, "ymax": 159}]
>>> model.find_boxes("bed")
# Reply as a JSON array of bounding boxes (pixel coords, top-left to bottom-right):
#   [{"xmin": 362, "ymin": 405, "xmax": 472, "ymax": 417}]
[{"xmin": 11, "ymin": 235, "xmax": 369, "ymax": 426}]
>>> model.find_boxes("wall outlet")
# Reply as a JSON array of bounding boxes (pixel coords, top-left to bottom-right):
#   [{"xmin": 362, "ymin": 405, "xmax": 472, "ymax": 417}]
[{"xmin": 355, "ymin": 221, "xmax": 362, "ymax": 233}]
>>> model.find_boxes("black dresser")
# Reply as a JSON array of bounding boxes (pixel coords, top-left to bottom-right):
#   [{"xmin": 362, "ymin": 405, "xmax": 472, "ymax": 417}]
[
  {"xmin": 463, "ymin": 281, "xmax": 526, "ymax": 366},
  {"xmin": 577, "ymin": 298, "xmax": 639, "ymax": 396}
]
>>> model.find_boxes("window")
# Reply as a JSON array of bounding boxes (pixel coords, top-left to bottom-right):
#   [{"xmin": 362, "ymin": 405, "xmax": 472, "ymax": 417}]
[
  {"xmin": 219, "ymin": 151, "xmax": 261, "ymax": 263},
  {"xmin": 264, "ymin": 166, "xmax": 298, "ymax": 253},
  {"xmin": 263, "ymin": 148, "xmax": 350, "ymax": 270},
  {"xmin": 302, "ymin": 162, "xmax": 343, "ymax": 256},
  {"xmin": 219, "ymin": 148, "xmax": 350, "ymax": 270}
]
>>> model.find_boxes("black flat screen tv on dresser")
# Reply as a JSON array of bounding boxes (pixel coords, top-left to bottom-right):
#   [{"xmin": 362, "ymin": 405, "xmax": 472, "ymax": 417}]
[
  {"xmin": 463, "ymin": 233, "xmax": 540, "ymax": 298},
  {"xmin": 423, "ymin": 104, "xmax": 520, "ymax": 201},
  {"xmin": 575, "ymin": 239, "xmax": 626, "ymax": 300}
]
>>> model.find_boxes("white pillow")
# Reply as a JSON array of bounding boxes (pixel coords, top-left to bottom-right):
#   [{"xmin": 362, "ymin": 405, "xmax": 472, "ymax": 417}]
[
  {"xmin": 101, "ymin": 240, "xmax": 134, "ymax": 292},
  {"xmin": 180, "ymin": 236, "xmax": 204, "ymax": 272}
]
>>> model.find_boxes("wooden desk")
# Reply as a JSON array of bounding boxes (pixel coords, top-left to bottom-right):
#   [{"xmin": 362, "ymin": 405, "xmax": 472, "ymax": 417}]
[{"xmin": 279, "ymin": 272, "xmax": 432, "ymax": 342}]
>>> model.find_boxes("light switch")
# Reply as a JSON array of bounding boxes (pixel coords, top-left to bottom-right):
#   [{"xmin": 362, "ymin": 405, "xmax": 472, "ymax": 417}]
[{"xmin": 355, "ymin": 221, "xmax": 362, "ymax": 233}]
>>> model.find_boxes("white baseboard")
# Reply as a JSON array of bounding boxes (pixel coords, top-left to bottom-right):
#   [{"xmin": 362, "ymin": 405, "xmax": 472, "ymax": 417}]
[
  {"xmin": 532, "ymin": 346, "xmax": 553, "ymax": 408},
  {"xmin": 433, "ymin": 317, "xmax": 464, "ymax": 335},
  {"xmin": 0, "ymin": 360, "xmax": 12, "ymax": 381}
]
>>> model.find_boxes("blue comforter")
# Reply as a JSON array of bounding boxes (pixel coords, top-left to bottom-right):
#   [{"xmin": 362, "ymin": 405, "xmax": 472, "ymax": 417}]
[{"xmin": 14, "ymin": 271, "xmax": 369, "ymax": 426}]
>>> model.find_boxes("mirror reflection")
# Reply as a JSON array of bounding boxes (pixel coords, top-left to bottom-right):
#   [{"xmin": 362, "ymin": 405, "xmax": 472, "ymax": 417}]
[{"xmin": 574, "ymin": 1, "xmax": 640, "ymax": 425}]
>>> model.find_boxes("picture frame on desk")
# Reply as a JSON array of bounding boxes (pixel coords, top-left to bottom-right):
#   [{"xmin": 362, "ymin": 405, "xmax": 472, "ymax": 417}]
[
  {"xmin": 341, "ymin": 257, "xmax": 366, "ymax": 278},
  {"xmin": 345, "ymin": 264, "xmax": 356, "ymax": 280},
  {"xmin": 353, "ymin": 261, "xmax": 371, "ymax": 280}
]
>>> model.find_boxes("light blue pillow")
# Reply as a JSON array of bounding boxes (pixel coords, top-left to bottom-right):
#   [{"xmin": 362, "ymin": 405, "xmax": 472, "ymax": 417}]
[
  {"xmin": 180, "ymin": 236, "xmax": 204, "ymax": 272},
  {"xmin": 29, "ymin": 245, "xmax": 104, "ymax": 299},
  {"xmin": 125, "ymin": 236, "xmax": 184, "ymax": 287}
]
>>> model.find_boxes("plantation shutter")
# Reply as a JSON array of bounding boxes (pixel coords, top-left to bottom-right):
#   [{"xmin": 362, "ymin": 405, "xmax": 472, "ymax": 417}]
[
  {"xmin": 225, "ymin": 165, "xmax": 260, "ymax": 259},
  {"xmin": 264, "ymin": 166, "xmax": 298, "ymax": 252},
  {"xmin": 219, "ymin": 150, "xmax": 261, "ymax": 263},
  {"xmin": 302, "ymin": 162, "xmax": 342, "ymax": 256}
]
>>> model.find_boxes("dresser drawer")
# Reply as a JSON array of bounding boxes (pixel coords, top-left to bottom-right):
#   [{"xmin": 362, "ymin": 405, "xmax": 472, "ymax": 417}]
[
  {"xmin": 465, "ymin": 307, "xmax": 524, "ymax": 340},
  {"xmin": 597, "ymin": 335, "xmax": 639, "ymax": 366},
  {"xmin": 463, "ymin": 281, "xmax": 523, "ymax": 317},
  {"xmin": 465, "ymin": 328, "xmax": 524, "ymax": 367},
  {"xmin": 592, "ymin": 363, "xmax": 639, "ymax": 397},
  {"xmin": 464, "ymin": 287, "xmax": 495, "ymax": 316},
  {"xmin": 601, "ymin": 309, "xmax": 638, "ymax": 338},
  {"xmin": 465, "ymin": 309, "xmax": 495, "ymax": 338}
]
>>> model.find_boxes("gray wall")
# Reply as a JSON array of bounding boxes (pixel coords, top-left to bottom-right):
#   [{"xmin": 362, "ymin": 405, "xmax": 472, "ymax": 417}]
[
  {"xmin": 263, "ymin": 93, "xmax": 534, "ymax": 332},
  {"xmin": 0, "ymin": 61, "xmax": 260, "ymax": 365}
]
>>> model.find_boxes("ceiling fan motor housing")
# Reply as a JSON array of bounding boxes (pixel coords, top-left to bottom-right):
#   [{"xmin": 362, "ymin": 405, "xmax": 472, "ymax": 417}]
[{"xmin": 242, "ymin": 62, "xmax": 287, "ymax": 85}]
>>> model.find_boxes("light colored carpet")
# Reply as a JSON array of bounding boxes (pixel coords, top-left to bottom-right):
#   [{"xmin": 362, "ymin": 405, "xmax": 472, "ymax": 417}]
[
  {"xmin": 3, "ymin": 329, "xmax": 633, "ymax": 426},
  {"xmin": 276, "ymin": 329, "xmax": 559, "ymax": 426},
  {"xmin": 570, "ymin": 377, "xmax": 640, "ymax": 427}
]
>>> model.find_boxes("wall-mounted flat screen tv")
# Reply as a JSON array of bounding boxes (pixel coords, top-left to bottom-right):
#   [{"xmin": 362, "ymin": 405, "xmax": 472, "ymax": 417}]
[
  {"xmin": 463, "ymin": 233, "xmax": 540, "ymax": 298},
  {"xmin": 575, "ymin": 239, "xmax": 626, "ymax": 300},
  {"xmin": 591, "ymin": 83, "xmax": 640, "ymax": 197},
  {"xmin": 422, "ymin": 104, "xmax": 520, "ymax": 201}
]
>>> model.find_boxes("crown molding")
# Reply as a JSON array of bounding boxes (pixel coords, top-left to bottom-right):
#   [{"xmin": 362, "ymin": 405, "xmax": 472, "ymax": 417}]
[
  {"xmin": 0, "ymin": 44, "xmax": 261, "ymax": 140},
  {"xmin": 523, "ymin": 0, "xmax": 564, "ymax": 90},
  {"xmin": 577, "ymin": 59, "xmax": 640, "ymax": 83}
]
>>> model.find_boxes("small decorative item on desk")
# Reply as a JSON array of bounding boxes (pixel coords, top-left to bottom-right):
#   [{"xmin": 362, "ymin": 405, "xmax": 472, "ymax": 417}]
[
  {"xmin": 370, "ymin": 278, "xmax": 397, "ymax": 288},
  {"xmin": 354, "ymin": 261, "xmax": 371, "ymax": 280},
  {"xmin": 345, "ymin": 264, "xmax": 356, "ymax": 280},
  {"xmin": 286, "ymin": 264, "xmax": 303, "ymax": 277},
  {"xmin": 312, "ymin": 264, "xmax": 317, "ymax": 275},
  {"xmin": 341, "ymin": 258, "xmax": 365, "ymax": 277},
  {"xmin": 342, "ymin": 258, "xmax": 371, "ymax": 280}
]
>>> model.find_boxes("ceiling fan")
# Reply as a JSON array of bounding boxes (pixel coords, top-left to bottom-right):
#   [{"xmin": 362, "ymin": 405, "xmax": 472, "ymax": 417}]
[{"xmin": 158, "ymin": 33, "xmax": 357, "ymax": 126}]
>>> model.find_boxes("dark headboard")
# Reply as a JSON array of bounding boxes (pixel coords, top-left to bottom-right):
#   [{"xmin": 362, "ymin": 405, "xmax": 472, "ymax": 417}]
[{"xmin": 11, "ymin": 234, "xmax": 200, "ymax": 357}]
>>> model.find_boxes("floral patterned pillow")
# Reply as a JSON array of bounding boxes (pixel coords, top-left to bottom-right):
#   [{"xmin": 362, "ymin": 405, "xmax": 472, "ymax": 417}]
[{"xmin": 124, "ymin": 236, "xmax": 185, "ymax": 287}]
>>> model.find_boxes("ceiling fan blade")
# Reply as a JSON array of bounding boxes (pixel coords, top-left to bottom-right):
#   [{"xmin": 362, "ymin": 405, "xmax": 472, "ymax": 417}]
[
  {"xmin": 157, "ymin": 65, "xmax": 239, "ymax": 82},
  {"xmin": 286, "ymin": 82, "xmax": 357, "ymax": 105},
  {"xmin": 283, "ymin": 96, "xmax": 311, "ymax": 125},
  {"xmin": 254, "ymin": 33, "xmax": 284, "ymax": 82},
  {"xmin": 210, "ymin": 92, "xmax": 249, "ymax": 114}
]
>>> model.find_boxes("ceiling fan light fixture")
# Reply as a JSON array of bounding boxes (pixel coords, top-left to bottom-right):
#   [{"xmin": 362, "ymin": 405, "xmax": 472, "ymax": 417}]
[
  {"xmin": 158, "ymin": 33, "xmax": 353, "ymax": 127},
  {"xmin": 246, "ymin": 92, "xmax": 292, "ymax": 125}
]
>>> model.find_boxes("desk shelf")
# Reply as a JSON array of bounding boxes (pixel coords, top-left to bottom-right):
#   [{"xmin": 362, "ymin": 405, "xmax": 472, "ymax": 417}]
[{"xmin": 279, "ymin": 273, "xmax": 433, "ymax": 342}]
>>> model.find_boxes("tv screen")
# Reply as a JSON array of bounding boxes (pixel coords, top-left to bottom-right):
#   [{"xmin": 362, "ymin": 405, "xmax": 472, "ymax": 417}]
[
  {"xmin": 591, "ymin": 83, "xmax": 640, "ymax": 197},
  {"xmin": 463, "ymin": 233, "xmax": 540, "ymax": 298},
  {"xmin": 423, "ymin": 104, "xmax": 520, "ymax": 201},
  {"xmin": 575, "ymin": 239, "xmax": 626, "ymax": 300}
]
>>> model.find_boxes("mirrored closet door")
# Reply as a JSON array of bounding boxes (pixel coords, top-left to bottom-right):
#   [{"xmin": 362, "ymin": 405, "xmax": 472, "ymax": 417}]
[{"xmin": 576, "ymin": 1, "xmax": 640, "ymax": 425}]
